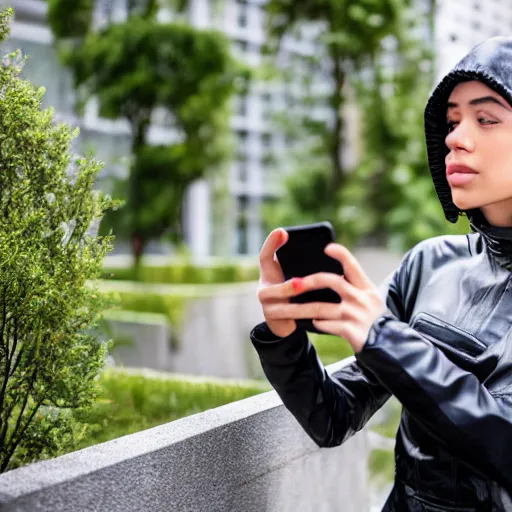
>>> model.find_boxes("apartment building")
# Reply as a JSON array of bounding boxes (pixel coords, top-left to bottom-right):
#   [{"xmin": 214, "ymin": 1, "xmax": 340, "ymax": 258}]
[
  {"xmin": 434, "ymin": 0, "xmax": 512, "ymax": 79},
  {"xmin": 2, "ymin": 0, "xmax": 311, "ymax": 258},
  {"xmin": 4, "ymin": 0, "xmax": 511, "ymax": 258}
]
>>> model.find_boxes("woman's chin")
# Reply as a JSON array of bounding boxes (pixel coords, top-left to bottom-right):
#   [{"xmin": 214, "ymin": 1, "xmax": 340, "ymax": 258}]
[{"xmin": 450, "ymin": 191, "xmax": 482, "ymax": 212}]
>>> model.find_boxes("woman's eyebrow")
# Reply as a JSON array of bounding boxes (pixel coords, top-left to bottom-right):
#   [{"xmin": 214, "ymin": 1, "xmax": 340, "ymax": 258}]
[{"xmin": 447, "ymin": 96, "xmax": 510, "ymax": 110}]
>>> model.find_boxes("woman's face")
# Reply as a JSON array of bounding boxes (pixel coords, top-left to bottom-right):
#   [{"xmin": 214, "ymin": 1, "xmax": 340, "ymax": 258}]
[{"xmin": 445, "ymin": 80, "xmax": 512, "ymax": 226}]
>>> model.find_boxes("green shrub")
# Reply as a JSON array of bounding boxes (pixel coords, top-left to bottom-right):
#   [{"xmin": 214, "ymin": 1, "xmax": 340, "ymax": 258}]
[
  {"xmin": 0, "ymin": 9, "xmax": 115, "ymax": 472},
  {"xmin": 107, "ymin": 290, "xmax": 187, "ymax": 349},
  {"xmin": 101, "ymin": 261, "xmax": 260, "ymax": 284},
  {"xmin": 72, "ymin": 369, "xmax": 270, "ymax": 450},
  {"xmin": 111, "ymin": 290, "xmax": 188, "ymax": 329}
]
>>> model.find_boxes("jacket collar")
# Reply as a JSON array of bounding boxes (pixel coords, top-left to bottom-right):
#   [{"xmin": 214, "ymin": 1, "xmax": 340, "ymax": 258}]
[{"xmin": 469, "ymin": 210, "xmax": 512, "ymax": 271}]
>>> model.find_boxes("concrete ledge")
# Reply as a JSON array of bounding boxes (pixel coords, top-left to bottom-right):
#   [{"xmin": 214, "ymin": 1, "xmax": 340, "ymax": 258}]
[{"xmin": 0, "ymin": 358, "xmax": 369, "ymax": 512}]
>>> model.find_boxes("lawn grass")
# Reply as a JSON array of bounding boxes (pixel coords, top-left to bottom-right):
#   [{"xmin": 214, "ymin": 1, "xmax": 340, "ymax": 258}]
[{"xmin": 73, "ymin": 369, "xmax": 270, "ymax": 450}]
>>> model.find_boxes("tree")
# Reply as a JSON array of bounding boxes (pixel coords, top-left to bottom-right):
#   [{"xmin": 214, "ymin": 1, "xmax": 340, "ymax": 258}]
[
  {"xmin": 264, "ymin": 1, "xmax": 407, "ymax": 208},
  {"xmin": 340, "ymin": 8, "xmax": 469, "ymax": 250},
  {"xmin": 262, "ymin": 0, "xmax": 466, "ymax": 251},
  {"xmin": 48, "ymin": 1, "xmax": 249, "ymax": 264},
  {"xmin": 0, "ymin": 9, "xmax": 114, "ymax": 471}
]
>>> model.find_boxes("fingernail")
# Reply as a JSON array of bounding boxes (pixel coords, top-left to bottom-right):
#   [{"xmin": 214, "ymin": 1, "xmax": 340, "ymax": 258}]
[{"xmin": 291, "ymin": 278, "xmax": 304, "ymax": 293}]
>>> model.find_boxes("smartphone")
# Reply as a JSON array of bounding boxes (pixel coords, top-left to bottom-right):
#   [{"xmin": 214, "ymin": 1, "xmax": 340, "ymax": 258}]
[{"xmin": 276, "ymin": 221, "xmax": 344, "ymax": 333}]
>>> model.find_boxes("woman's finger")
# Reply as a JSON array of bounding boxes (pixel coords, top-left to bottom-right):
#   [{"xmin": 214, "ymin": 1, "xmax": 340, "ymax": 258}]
[
  {"xmin": 294, "ymin": 272, "xmax": 357, "ymax": 300},
  {"xmin": 312, "ymin": 319, "xmax": 359, "ymax": 343},
  {"xmin": 259, "ymin": 229, "xmax": 288, "ymax": 285},
  {"xmin": 258, "ymin": 278, "xmax": 298, "ymax": 302},
  {"xmin": 264, "ymin": 301, "xmax": 342, "ymax": 321},
  {"xmin": 324, "ymin": 244, "xmax": 373, "ymax": 290},
  {"xmin": 259, "ymin": 272, "xmax": 356, "ymax": 303}
]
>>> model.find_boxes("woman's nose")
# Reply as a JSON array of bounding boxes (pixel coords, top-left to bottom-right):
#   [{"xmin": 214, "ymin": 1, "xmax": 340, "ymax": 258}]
[{"xmin": 445, "ymin": 121, "xmax": 475, "ymax": 152}]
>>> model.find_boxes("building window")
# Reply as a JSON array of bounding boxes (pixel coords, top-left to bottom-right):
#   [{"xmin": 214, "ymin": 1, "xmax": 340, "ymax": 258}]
[
  {"xmin": 236, "ymin": 195, "xmax": 249, "ymax": 255},
  {"xmin": 246, "ymin": 42, "xmax": 260, "ymax": 55},
  {"xmin": 261, "ymin": 152, "xmax": 276, "ymax": 168},
  {"xmin": 261, "ymin": 92, "xmax": 272, "ymax": 121},
  {"xmin": 261, "ymin": 133, "xmax": 272, "ymax": 148},
  {"xmin": 238, "ymin": 13, "xmax": 247, "ymax": 27},
  {"xmin": 236, "ymin": 130, "xmax": 248, "ymax": 153},
  {"xmin": 236, "ymin": 95, "xmax": 247, "ymax": 117},
  {"xmin": 237, "ymin": 155, "xmax": 249, "ymax": 182},
  {"xmin": 233, "ymin": 40, "xmax": 248, "ymax": 54},
  {"xmin": 284, "ymin": 91, "xmax": 295, "ymax": 109},
  {"xmin": 261, "ymin": 92, "xmax": 272, "ymax": 106},
  {"xmin": 236, "ymin": 0, "xmax": 249, "ymax": 28}
]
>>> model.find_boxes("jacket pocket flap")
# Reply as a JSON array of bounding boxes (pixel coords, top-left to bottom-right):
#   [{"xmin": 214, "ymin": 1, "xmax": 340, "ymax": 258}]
[{"xmin": 411, "ymin": 312, "xmax": 486, "ymax": 359}]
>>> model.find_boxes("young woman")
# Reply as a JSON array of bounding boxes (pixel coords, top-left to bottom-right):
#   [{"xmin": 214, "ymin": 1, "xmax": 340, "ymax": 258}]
[{"xmin": 250, "ymin": 37, "xmax": 512, "ymax": 511}]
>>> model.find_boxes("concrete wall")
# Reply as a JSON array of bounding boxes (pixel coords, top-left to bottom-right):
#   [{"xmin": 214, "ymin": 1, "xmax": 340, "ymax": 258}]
[
  {"xmin": 170, "ymin": 283, "xmax": 266, "ymax": 379},
  {"xmin": 0, "ymin": 360, "xmax": 370, "ymax": 512},
  {"xmin": 105, "ymin": 313, "xmax": 172, "ymax": 372},
  {"xmin": 104, "ymin": 283, "xmax": 266, "ymax": 380},
  {"xmin": 105, "ymin": 248, "xmax": 403, "ymax": 380}
]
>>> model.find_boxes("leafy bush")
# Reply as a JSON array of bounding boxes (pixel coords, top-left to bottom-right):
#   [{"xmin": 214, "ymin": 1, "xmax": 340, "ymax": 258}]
[
  {"xmin": 108, "ymin": 290, "xmax": 188, "ymax": 329},
  {"xmin": 102, "ymin": 261, "xmax": 260, "ymax": 284},
  {"xmin": 72, "ymin": 369, "xmax": 270, "ymax": 450},
  {"xmin": 0, "ymin": 10, "xmax": 115, "ymax": 472}
]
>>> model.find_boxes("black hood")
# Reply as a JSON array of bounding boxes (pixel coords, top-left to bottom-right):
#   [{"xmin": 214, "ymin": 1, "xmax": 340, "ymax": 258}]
[{"xmin": 424, "ymin": 36, "xmax": 512, "ymax": 224}]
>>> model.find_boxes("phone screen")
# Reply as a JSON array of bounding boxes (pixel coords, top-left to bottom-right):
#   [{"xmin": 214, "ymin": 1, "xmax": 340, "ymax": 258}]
[{"xmin": 275, "ymin": 222, "xmax": 344, "ymax": 332}]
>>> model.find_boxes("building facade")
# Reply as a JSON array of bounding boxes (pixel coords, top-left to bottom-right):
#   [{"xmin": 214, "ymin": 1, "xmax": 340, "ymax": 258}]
[
  {"xmin": 434, "ymin": 0, "xmax": 512, "ymax": 80},
  {"xmin": 3, "ymin": 0, "xmax": 311, "ymax": 259},
  {"xmin": 4, "ymin": 0, "xmax": 511, "ymax": 259}
]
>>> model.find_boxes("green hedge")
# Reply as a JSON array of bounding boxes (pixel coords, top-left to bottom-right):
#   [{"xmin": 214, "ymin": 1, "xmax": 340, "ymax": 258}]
[
  {"xmin": 73, "ymin": 369, "xmax": 270, "ymax": 451},
  {"xmin": 102, "ymin": 262, "xmax": 259, "ymax": 285},
  {"xmin": 109, "ymin": 290, "xmax": 189, "ymax": 328}
]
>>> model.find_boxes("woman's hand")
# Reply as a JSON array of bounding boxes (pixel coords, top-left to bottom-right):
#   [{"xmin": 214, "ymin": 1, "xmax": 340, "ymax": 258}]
[
  {"xmin": 257, "ymin": 228, "xmax": 297, "ymax": 338},
  {"xmin": 257, "ymin": 238, "xmax": 386, "ymax": 352},
  {"xmin": 310, "ymin": 243, "xmax": 386, "ymax": 353}
]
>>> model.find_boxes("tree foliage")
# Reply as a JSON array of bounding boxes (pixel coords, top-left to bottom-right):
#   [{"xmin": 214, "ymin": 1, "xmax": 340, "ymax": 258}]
[
  {"xmin": 346, "ymin": 28, "xmax": 469, "ymax": 250},
  {"xmin": 265, "ymin": 0, "xmax": 406, "ymax": 198},
  {"xmin": 48, "ymin": 3, "xmax": 249, "ymax": 262},
  {"xmin": 0, "ymin": 9, "xmax": 115, "ymax": 471},
  {"xmin": 263, "ymin": 0, "xmax": 468, "ymax": 250},
  {"xmin": 47, "ymin": 0, "xmax": 93, "ymax": 39}
]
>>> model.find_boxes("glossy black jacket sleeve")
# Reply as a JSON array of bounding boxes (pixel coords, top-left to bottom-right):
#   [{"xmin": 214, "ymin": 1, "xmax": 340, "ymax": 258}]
[
  {"xmin": 248, "ymin": 259, "xmax": 411, "ymax": 447},
  {"xmin": 250, "ymin": 323, "xmax": 391, "ymax": 447},
  {"xmin": 356, "ymin": 314, "xmax": 512, "ymax": 492}
]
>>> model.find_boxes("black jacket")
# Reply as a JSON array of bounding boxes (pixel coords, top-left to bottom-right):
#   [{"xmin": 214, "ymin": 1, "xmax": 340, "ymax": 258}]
[{"xmin": 250, "ymin": 38, "xmax": 512, "ymax": 511}]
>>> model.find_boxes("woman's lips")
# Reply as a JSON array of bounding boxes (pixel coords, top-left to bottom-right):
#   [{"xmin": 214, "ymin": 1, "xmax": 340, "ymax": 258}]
[{"xmin": 446, "ymin": 164, "xmax": 478, "ymax": 186}]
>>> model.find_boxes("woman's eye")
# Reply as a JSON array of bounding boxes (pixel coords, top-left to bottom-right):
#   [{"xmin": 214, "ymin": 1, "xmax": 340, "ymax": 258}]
[{"xmin": 478, "ymin": 117, "xmax": 497, "ymax": 125}]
